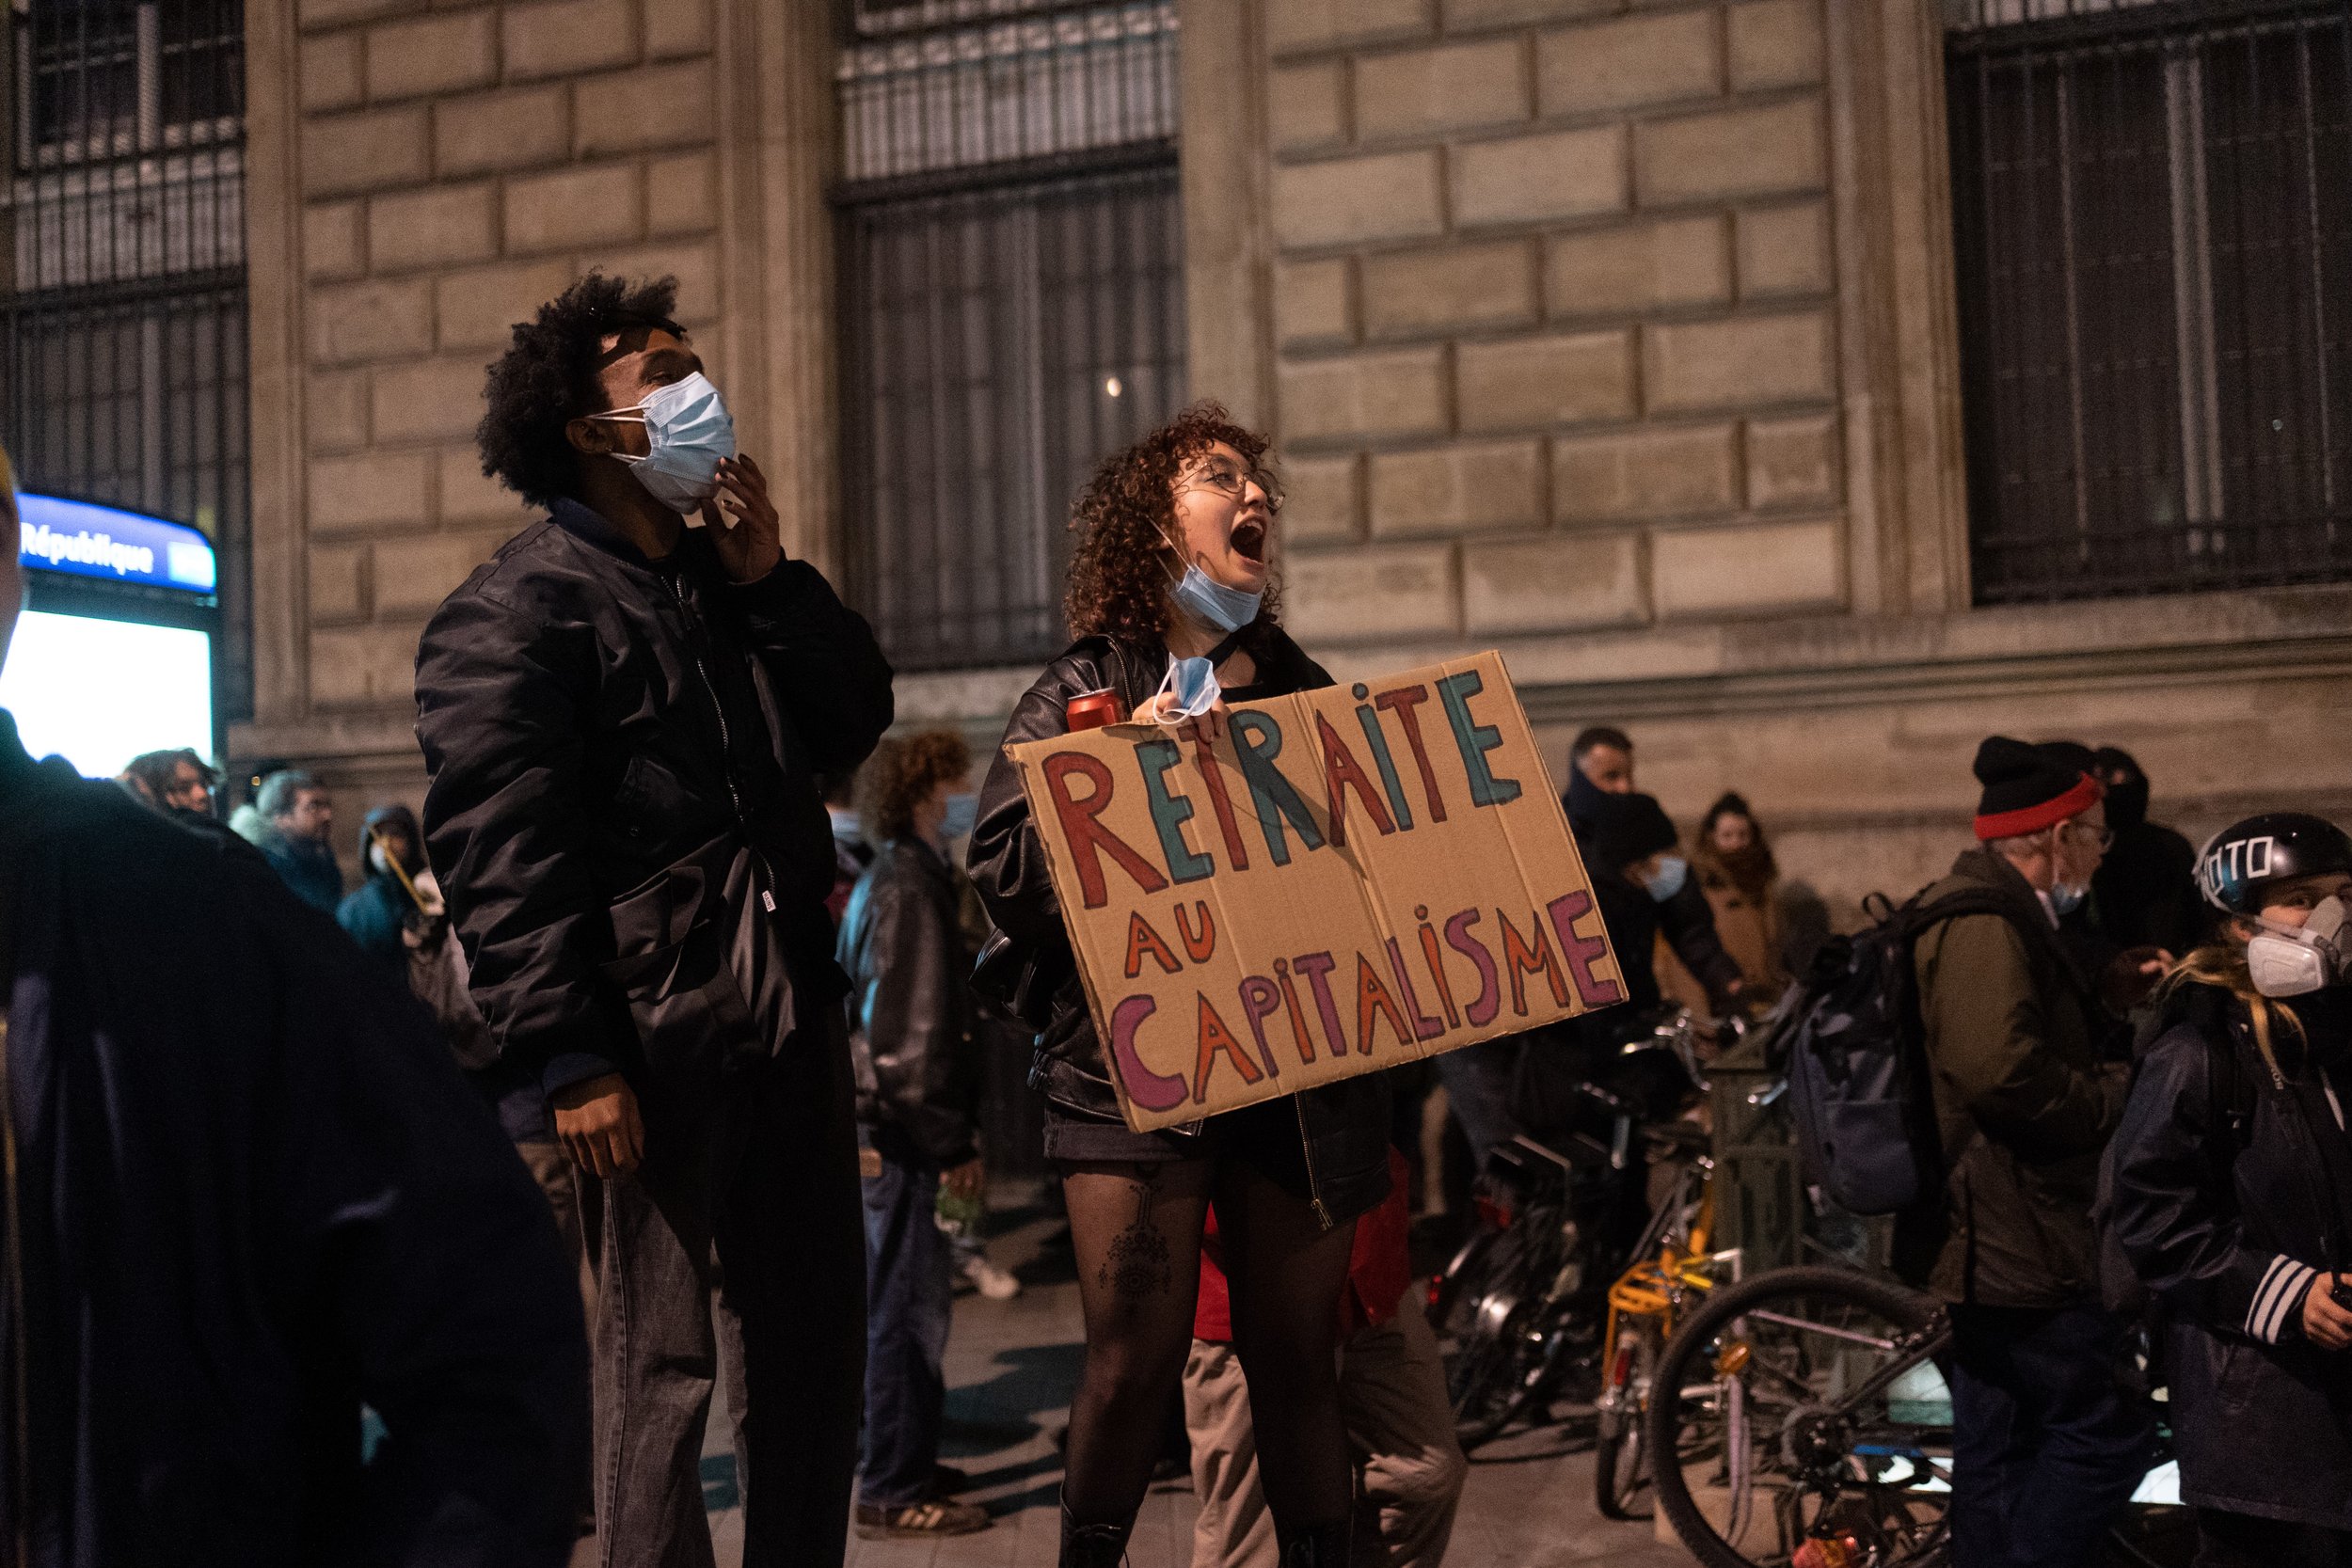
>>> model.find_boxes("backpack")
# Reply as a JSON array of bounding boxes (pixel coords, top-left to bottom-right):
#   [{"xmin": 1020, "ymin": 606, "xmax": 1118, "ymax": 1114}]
[{"xmin": 1781, "ymin": 885, "xmax": 2030, "ymax": 1216}]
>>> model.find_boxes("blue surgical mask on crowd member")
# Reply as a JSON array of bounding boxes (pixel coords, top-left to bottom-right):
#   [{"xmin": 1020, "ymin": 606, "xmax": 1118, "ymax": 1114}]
[
  {"xmin": 594, "ymin": 372, "xmax": 737, "ymax": 517},
  {"xmin": 1152, "ymin": 655, "xmax": 1221, "ymax": 724},
  {"xmin": 2049, "ymin": 880, "xmax": 2088, "ymax": 917},
  {"xmin": 1640, "ymin": 855, "xmax": 1689, "ymax": 903},
  {"xmin": 941, "ymin": 793, "xmax": 979, "ymax": 840}
]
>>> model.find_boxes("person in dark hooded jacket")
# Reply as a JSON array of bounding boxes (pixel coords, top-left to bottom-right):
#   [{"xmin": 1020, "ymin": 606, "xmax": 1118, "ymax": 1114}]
[
  {"xmin": 2108, "ymin": 813, "xmax": 2352, "ymax": 1566},
  {"xmin": 0, "ymin": 474, "xmax": 588, "ymax": 1568},
  {"xmin": 2090, "ymin": 747, "xmax": 2204, "ymax": 959},
  {"xmin": 338, "ymin": 804, "xmax": 431, "ymax": 979}
]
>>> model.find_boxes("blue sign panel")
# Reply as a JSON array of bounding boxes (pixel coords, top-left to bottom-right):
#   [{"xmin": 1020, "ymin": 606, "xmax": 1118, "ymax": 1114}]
[{"xmin": 16, "ymin": 492, "xmax": 217, "ymax": 594}]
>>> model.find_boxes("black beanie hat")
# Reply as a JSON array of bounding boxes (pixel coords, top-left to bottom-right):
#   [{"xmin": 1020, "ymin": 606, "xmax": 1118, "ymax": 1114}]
[
  {"xmin": 1973, "ymin": 735, "xmax": 2101, "ymax": 841},
  {"xmin": 1591, "ymin": 790, "xmax": 1679, "ymax": 872}
]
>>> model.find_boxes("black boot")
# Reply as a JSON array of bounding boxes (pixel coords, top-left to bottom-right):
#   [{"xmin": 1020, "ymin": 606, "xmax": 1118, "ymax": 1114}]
[
  {"xmin": 1276, "ymin": 1517, "xmax": 1353, "ymax": 1567},
  {"xmin": 1058, "ymin": 1500, "xmax": 1130, "ymax": 1568}
]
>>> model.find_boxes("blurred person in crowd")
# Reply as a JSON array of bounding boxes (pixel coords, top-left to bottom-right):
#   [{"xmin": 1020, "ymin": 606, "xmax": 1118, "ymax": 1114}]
[
  {"xmin": 2091, "ymin": 746, "xmax": 2204, "ymax": 959},
  {"xmin": 337, "ymin": 804, "xmax": 436, "ymax": 982},
  {"xmin": 0, "ymin": 460, "xmax": 588, "ymax": 1565},
  {"xmin": 1185, "ymin": 1148, "xmax": 1467, "ymax": 1568},
  {"xmin": 826, "ymin": 767, "xmax": 874, "ymax": 927},
  {"xmin": 1902, "ymin": 736, "xmax": 2153, "ymax": 1568},
  {"xmin": 970, "ymin": 404, "xmax": 1389, "ymax": 1568},
  {"xmin": 1666, "ymin": 792, "xmax": 1801, "ymax": 1006},
  {"xmin": 1562, "ymin": 725, "xmax": 1745, "ymax": 1018},
  {"xmin": 252, "ymin": 767, "xmax": 342, "ymax": 912},
  {"xmin": 838, "ymin": 730, "xmax": 992, "ymax": 1540},
  {"xmin": 340, "ymin": 800, "xmax": 599, "ymax": 1522},
  {"xmin": 120, "ymin": 747, "xmax": 217, "ymax": 821},
  {"xmin": 2108, "ymin": 813, "xmax": 2352, "ymax": 1567},
  {"xmin": 415, "ymin": 274, "xmax": 894, "ymax": 1568}
]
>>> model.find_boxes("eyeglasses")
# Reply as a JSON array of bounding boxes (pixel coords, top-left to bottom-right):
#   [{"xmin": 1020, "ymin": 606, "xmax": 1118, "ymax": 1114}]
[
  {"xmin": 1184, "ymin": 463, "xmax": 1283, "ymax": 514},
  {"xmin": 2061, "ymin": 820, "xmax": 2115, "ymax": 851}
]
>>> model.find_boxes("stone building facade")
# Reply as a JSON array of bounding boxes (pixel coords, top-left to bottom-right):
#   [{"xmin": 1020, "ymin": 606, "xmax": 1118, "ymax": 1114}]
[{"xmin": 239, "ymin": 0, "xmax": 2352, "ymax": 912}]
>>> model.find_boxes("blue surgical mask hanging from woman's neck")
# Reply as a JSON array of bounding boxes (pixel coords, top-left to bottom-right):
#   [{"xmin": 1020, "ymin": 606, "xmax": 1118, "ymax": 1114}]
[{"xmin": 591, "ymin": 372, "xmax": 737, "ymax": 517}]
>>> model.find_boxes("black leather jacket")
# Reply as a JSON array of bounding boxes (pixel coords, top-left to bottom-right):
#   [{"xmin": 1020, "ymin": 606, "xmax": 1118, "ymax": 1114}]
[
  {"xmin": 838, "ymin": 839, "xmax": 981, "ymax": 1167},
  {"xmin": 2108, "ymin": 982, "xmax": 2352, "ymax": 1528},
  {"xmin": 966, "ymin": 630, "xmax": 1391, "ymax": 1226},
  {"xmin": 415, "ymin": 500, "xmax": 894, "ymax": 1101}
]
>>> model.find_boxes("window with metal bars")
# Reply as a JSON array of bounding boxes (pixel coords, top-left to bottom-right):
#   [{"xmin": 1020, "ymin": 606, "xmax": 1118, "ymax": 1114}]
[
  {"xmin": 835, "ymin": 0, "xmax": 1186, "ymax": 673},
  {"xmin": 1946, "ymin": 0, "xmax": 2352, "ymax": 602},
  {"xmin": 1, "ymin": 0, "xmax": 249, "ymax": 716}
]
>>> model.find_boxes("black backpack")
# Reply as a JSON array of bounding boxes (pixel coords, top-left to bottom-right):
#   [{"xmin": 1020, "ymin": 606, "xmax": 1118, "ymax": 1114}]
[{"xmin": 1781, "ymin": 885, "xmax": 2030, "ymax": 1216}]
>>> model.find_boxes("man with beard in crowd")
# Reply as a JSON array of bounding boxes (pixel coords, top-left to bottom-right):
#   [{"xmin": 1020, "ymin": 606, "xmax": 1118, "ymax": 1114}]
[
  {"xmin": 416, "ymin": 273, "xmax": 894, "ymax": 1568},
  {"xmin": 0, "ymin": 457, "xmax": 588, "ymax": 1564}
]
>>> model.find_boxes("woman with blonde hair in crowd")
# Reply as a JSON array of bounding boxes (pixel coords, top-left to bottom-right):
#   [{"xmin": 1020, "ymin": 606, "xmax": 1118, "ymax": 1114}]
[{"xmin": 2107, "ymin": 813, "xmax": 2352, "ymax": 1566}]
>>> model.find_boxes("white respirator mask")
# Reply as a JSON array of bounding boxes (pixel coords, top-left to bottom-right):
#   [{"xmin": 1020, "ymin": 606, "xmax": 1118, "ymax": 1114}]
[{"xmin": 2248, "ymin": 895, "xmax": 2352, "ymax": 998}]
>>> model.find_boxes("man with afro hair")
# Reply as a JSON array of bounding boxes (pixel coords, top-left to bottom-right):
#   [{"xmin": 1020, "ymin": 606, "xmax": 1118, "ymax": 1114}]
[{"xmin": 416, "ymin": 274, "xmax": 895, "ymax": 1566}]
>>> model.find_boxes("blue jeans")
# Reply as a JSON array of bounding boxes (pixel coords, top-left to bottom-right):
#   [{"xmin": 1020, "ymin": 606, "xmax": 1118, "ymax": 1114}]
[
  {"xmin": 1947, "ymin": 1303, "xmax": 2156, "ymax": 1568},
  {"xmin": 859, "ymin": 1127, "xmax": 955, "ymax": 1509}
]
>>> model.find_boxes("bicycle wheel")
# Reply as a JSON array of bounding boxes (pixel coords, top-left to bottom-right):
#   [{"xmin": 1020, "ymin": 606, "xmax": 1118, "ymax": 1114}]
[
  {"xmin": 1645, "ymin": 1265, "xmax": 1952, "ymax": 1568},
  {"xmin": 1429, "ymin": 1222, "xmax": 1507, "ymax": 1341},
  {"xmin": 1594, "ymin": 1326, "xmax": 1656, "ymax": 1520},
  {"xmin": 1443, "ymin": 1220, "xmax": 1557, "ymax": 1449}
]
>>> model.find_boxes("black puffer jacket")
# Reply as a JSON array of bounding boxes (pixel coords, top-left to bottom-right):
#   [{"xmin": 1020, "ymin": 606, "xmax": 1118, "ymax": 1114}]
[
  {"xmin": 966, "ymin": 631, "xmax": 1391, "ymax": 1226},
  {"xmin": 2108, "ymin": 981, "xmax": 2352, "ymax": 1529},
  {"xmin": 838, "ymin": 839, "xmax": 980, "ymax": 1167},
  {"xmin": 415, "ymin": 500, "xmax": 894, "ymax": 1101}
]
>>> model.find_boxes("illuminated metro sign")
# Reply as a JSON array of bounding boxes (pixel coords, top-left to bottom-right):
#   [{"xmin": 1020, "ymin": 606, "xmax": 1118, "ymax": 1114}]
[{"xmin": 15, "ymin": 492, "xmax": 217, "ymax": 595}]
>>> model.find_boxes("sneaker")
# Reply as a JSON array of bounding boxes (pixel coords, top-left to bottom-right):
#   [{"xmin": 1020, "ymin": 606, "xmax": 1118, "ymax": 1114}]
[
  {"xmin": 961, "ymin": 1250, "xmax": 1022, "ymax": 1300},
  {"xmin": 854, "ymin": 1498, "xmax": 991, "ymax": 1539}
]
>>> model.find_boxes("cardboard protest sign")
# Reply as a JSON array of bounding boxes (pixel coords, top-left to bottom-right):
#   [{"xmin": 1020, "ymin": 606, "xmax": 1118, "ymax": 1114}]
[{"xmin": 1005, "ymin": 651, "xmax": 1626, "ymax": 1132}]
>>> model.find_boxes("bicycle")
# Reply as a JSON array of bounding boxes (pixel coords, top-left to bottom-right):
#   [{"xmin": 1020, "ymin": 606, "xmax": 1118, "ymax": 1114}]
[
  {"xmin": 1591, "ymin": 1129, "xmax": 1738, "ymax": 1520},
  {"xmin": 1435, "ymin": 1009, "xmax": 1717, "ymax": 1453},
  {"xmin": 1645, "ymin": 1263, "xmax": 1958, "ymax": 1567}
]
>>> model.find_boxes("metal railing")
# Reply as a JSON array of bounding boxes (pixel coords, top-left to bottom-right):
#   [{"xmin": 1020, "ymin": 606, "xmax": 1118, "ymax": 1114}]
[
  {"xmin": 0, "ymin": 0, "xmax": 248, "ymax": 716},
  {"xmin": 1947, "ymin": 0, "xmax": 2352, "ymax": 601},
  {"xmin": 835, "ymin": 0, "xmax": 1185, "ymax": 673}
]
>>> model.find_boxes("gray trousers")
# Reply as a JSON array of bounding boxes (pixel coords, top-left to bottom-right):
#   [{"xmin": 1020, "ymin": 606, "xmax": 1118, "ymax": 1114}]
[
  {"xmin": 1184, "ymin": 1291, "xmax": 1470, "ymax": 1567},
  {"xmin": 589, "ymin": 1017, "xmax": 866, "ymax": 1568}
]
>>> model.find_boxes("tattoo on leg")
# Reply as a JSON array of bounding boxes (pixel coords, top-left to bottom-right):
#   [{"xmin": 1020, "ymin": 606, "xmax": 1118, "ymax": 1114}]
[{"xmin": 1099, "ymin": 1171, "xmax": 1172, "ymax": 1299}]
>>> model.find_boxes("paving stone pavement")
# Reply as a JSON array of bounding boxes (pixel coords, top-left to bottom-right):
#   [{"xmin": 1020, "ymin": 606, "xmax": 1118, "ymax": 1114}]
[{"xmin": 666, "ymin": 1196, "xmax": 1692, "ymax": 1568}]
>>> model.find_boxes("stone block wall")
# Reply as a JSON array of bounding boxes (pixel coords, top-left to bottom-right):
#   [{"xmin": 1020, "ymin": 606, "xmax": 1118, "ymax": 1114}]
[
  {"xmin": 277, "ymin": 0, "xmax": 723, "ymax": 715},
  {"xmin": 1259, "ymin": 0, "xmax": 1846, "ymax": 650}
]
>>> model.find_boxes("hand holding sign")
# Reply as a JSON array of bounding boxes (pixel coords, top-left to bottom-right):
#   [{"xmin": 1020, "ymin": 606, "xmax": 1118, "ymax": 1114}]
[{"xmin": 1008, "ymin": 652, "xmax": 1624, "ymax": 1132}]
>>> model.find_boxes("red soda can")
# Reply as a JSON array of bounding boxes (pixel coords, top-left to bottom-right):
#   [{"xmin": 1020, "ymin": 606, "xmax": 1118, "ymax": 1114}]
[{"xmin": 1064, "ymin": 689, "xmax": 1126, "ymax": 731}]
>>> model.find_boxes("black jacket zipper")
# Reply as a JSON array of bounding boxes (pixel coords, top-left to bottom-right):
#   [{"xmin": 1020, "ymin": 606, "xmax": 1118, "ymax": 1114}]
[{"xmin": 667, "ymin": 574, "xmax": 774, "ymax": 913}]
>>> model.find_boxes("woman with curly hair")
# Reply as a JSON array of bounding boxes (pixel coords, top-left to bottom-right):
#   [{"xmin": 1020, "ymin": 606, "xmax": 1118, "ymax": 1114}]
[
  {"xmin": 838, "ymin": 732, "xmax": 992, "ymax": 1541},
  {"xmin": 968, "ymin": 404, "xmax": 1390, "ymax": 1567}
]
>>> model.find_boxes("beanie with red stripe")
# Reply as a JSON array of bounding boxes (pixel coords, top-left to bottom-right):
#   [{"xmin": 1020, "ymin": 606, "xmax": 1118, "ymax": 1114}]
[{"xmin": 1973, "ymin": 735, "xmax": 2102, "ymax": 841}]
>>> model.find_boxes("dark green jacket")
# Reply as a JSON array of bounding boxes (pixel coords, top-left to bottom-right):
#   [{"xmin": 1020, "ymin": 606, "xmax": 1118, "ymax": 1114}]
[{"xmin": 1902, "ymin": 849, "xmax": 2125, "ymax": 1307}]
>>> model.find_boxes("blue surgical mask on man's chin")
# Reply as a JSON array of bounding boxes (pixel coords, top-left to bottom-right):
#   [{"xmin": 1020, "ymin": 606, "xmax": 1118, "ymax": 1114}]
[{"xmin": 2048, "ymin": 880, "xmax": 2088, "ymax": 917}]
